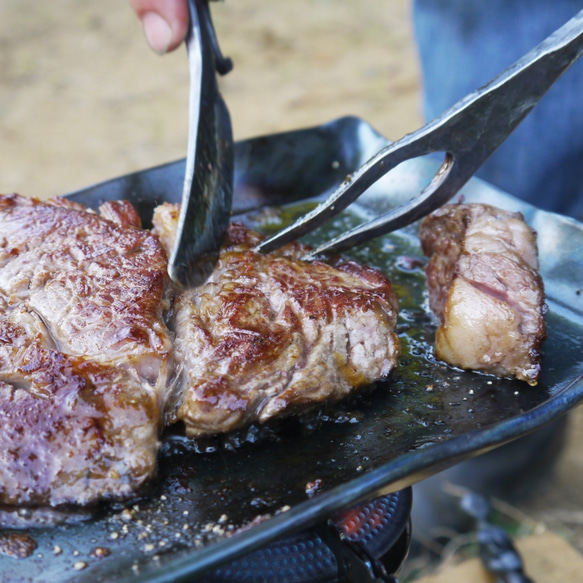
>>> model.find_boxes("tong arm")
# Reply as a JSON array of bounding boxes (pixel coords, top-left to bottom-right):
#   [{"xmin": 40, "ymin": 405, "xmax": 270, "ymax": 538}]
[{"xmin": 168, "ymin": 0, "xmax": 234, "ymax": 287}]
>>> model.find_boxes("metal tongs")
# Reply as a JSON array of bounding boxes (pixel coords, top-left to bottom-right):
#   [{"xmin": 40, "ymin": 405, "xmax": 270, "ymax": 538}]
[
  {"xmin": 256, "ymin": 9, "xmax": 583, "ymax": 260},
  {"xmin": 168, "ymin": 0, "xmax": 234, "ymax": 287}
]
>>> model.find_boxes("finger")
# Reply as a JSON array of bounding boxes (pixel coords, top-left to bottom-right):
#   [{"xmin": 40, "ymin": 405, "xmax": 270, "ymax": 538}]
[{"xmin": 128, "ymin": 0, "xmax": 189, "ymax": 54}]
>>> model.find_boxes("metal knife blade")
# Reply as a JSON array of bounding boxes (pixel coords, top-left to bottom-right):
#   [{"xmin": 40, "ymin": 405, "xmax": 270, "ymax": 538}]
[{"xmin": 168, "ymin": 0, "xmax": 234, "ymax": 287}]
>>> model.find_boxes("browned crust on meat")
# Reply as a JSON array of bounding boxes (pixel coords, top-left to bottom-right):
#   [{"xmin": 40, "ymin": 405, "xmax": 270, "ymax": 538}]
[
  {"xmin": 154, "ymin": 206, "xmax": 401, "ymax": 436},
  {"xmin": 0, "ymin": 329, "xmax": 158, "ymax": 506},
  {"xmin": 0, "ymin": 193, "xmax": 172, "ymax": 507},
  {"xmin": 98, "ymin": 200, "xmax": 143, "ymax": 229},
  {"xmin": 419, "ymin": 202, "xmax": 546, "ymax": 385},
  {"xmin": 0, "ymin": 193, "xmax": 171, "ymax": 376}
]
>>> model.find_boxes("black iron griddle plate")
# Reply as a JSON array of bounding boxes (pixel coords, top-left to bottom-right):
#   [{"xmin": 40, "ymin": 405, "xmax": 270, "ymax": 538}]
[{"xmin": 2, "ymin": 117, "xmax": 583, "ymax": 582}]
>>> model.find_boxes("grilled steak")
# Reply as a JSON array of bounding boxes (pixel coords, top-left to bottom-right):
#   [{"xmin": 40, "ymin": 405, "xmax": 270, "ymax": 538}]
[
  {"xmin": 1, "ymin": 192, "xmax": 400, "ymax": 505},
  {"xmin": 0, "ymin": 194, "xmax": 172, "ymax": 506},
  {"xmin": 419, "ymin": 202, "xmax": 546, "ymax": 385},
  {"xmin": 153, "ymin": 203, "xmax": 401, "ymax": 436}
]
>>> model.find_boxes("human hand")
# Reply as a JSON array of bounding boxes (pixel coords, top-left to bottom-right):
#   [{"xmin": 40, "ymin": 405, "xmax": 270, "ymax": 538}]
[{"xmin": 128, "ymin": 0, "xmax": 189, "ymax": 54}]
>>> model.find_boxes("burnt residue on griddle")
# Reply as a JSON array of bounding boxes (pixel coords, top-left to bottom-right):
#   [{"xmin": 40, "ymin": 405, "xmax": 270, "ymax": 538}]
[{"xmin": 0, "ymin": 532, "xmax": 38, "ymax": 559}]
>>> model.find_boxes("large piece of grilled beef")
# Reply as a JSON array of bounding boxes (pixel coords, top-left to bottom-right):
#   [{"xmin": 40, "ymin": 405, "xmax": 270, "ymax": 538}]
[
  {"xmin": 419, "ymin": 202, "xmax": 546, "ymax": 385},
  {"xmin": 0, "ymin": 194, "xmax": 172, "ymax": 506},
  {"xmin": 0, "ymin": 193, "xmax": 400, "ymax": 508},
  {"xmin": 153, "ymin": 203, "xmax": 401, "ymax": 436}
]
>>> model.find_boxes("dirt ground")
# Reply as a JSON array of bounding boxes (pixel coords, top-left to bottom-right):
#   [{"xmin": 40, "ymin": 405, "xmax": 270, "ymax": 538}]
[
  {"xmin": 0, "ymin": 0, "xmax": 420, "ymax": 197},
  {"xmin": 1, "ymin": 0, "xmax": 583, "ymax": 579}
]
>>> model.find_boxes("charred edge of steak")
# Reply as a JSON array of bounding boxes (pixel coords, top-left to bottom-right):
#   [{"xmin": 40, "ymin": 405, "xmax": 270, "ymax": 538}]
[
  {"xmin": 419, "ymin": 202, "xmax": 547, "ymax": 385},
  {"xmin": 0, "ymin": 194, "xmax": 173, "ymax": 511},
  {"xmin": 152, "ymin": 205, "xmax": 401, "ymax": 437}
]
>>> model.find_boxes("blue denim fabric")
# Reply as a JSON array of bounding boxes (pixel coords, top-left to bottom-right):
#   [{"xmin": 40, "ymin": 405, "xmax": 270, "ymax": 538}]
[{"xmin": 413, "ymin": 0, "xmax": 583, "ymax": 218}]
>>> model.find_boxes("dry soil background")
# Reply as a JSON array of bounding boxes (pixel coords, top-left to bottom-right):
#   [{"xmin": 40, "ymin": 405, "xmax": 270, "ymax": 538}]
[
  {"xmin": 1, "ymin": 0, "xmax": 583, "ymax": 579},
  {"xmin": 0, "ymin": 0, "xmax": 420, "ymax": 198}
]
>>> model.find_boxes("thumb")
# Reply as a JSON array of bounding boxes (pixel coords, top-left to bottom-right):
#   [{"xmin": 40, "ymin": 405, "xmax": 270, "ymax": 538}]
[{"xmin": 128, "ymin": 0, "xmax": 189, "ymax": 54}]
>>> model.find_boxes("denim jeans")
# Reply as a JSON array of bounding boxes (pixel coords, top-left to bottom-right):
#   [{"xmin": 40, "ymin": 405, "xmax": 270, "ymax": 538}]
[{"xmin": 413, "ymin": 0, "xmax": 583, "ymax": 219}]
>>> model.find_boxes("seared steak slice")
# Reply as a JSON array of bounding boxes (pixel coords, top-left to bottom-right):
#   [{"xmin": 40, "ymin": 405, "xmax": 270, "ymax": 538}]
[
  {"xmin": 153, "ymin": 203, "xmax": 400, "ymax": 436},
  {"xmin": 419, "ymin": 202, "xmax": 546, "ymax": 385},
  {"xmin": 0, "ymin": 322, "xmax": 159, "ymax": 506},
  {"xmin": 0, "ymin": 193, "xmax": 172, "ymax": 506}
]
